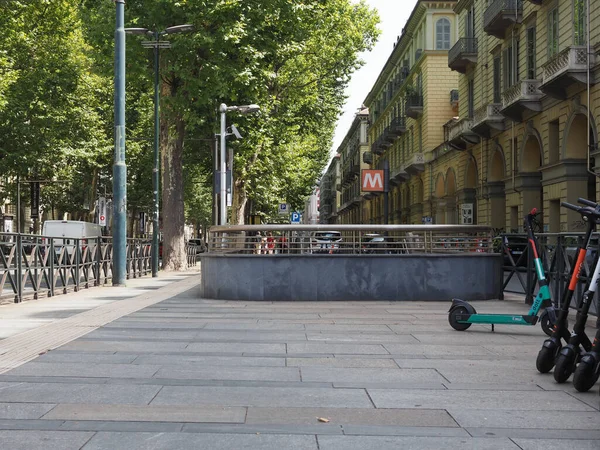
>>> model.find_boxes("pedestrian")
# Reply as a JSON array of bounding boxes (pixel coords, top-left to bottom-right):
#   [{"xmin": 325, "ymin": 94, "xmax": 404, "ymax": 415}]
[
  {"xmin": 254, "ymin": 231, "xmax": 262, "ymax": 254},
  {"xmin": 266, "ymin": 231, "xmax": 275, "ymax": 254}
]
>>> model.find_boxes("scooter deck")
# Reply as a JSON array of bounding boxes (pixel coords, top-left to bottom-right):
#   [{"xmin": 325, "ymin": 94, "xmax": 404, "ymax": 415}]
[{"xmin": 455, "ymin": 313, "xmax": 538, "ymax": 325}]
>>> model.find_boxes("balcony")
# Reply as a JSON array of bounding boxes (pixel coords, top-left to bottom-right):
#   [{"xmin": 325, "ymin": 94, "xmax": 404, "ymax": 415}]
[
  {"xmin": 363, "ymin": 151, "xmax": 373, "ymax": 165},
  {"xmin": 390, "ymin": 166, "xmax": 410, "ymax": 185},
  {"xmin": 405, "ymin": 153, "xmax": 425, "ymax": 176},
  {"xmin": 501, "ymin": 79, "xmax": 543, "ymax": 121},
  {"xmin": 405, "ymin": 94, "xmax": 423, "ymax": 119},
  {"xmin": 540, "ymin": 46, "xmax": 596, "ymax": 99},
  {"xmin": 444, "ymin": 118, "xmax": 480, "ymax": 151},
  {"xmin": 483, "ymin": 0, "xmax": 523, "ymax": 39},
  {"xmin": 383, "ymin": 126, "xmax": 395, "ymax": 144},
  {"xmin": 371, "ymin": 138, "xmax": 384, "ymax": 155},
  {"xmin": 389, "ymin": 116, "xmax": 407, "ymax": 137},
  {"xmin": 471, "ymin": 103, "xmax": 505, "ymax": 138},
  {"xmin": 448, "ymin": 38, "xmax": 478, "ymax": 73}
]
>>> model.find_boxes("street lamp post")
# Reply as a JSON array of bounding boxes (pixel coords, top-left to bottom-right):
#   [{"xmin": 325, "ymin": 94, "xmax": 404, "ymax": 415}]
[
  {"xmin": 218, "ymin": 103, "xmax": 260, "ymax": 225},
  {"xmin": 125, "ymin": 24, "xmax": 194, "ymax": 277}
]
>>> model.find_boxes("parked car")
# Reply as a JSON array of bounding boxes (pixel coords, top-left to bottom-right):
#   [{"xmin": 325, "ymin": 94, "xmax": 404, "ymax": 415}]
[
  {"xmin": 493, "ymin": 235, "xmax": 528, "ymax": 266},
  {"xmin": 310, "ymin": 231, "xmax": 342, "ymax": 253},
  {"xmin": 361, "ymin": 234, "xmax": 391, "ymax": 254},
  {"xmin": 188, "ymin": 238, "xmax": 206, "ymax": 255}
]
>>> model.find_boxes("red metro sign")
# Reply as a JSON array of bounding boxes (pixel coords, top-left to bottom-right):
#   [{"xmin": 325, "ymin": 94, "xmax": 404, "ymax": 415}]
[{"xmin": 361, "ymin": 170, "xmax": 384, "ymax": 192}]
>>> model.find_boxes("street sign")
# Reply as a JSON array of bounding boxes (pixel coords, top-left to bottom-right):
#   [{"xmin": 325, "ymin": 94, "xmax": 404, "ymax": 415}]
[
  {"xmin": 290, "ymin": 212, "xmax": 301, "ymax": 223},
  {"xmin": 422, "ymin": 216, "xmax": 432, "ymax": 224},
  {"xmin": 98, "ymin": 197, "xmax": 107, "ymax": 226},
  {"xmin": 461, "ymin": 203, "xmax": 473, "ymax": 225},
  {"xmin": 30, "ymin": 182, "xmax": 40, "ymax": 219},
  {"xmin": 278, "ymin": 203, "xmax": 289, "ymax": 215},
  {"xmin": 361, "ymin": 170, "xmax": 384, "ymax": 192}
]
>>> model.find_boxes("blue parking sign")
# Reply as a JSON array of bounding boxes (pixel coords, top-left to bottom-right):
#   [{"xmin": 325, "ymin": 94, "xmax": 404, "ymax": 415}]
[{"xmin": 291, "ymin": 212, "xmax": 301, "ymax": 223}]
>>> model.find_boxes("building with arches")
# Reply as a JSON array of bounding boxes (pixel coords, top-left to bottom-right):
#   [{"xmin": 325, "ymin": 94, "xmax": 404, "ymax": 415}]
[{"xmin": 442, "ymin": 0, "xmax": 599, "ymax": 232}]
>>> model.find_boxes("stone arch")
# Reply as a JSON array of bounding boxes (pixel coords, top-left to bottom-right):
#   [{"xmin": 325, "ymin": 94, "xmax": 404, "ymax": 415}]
[
  {"xmin": 435, "ymin": 173, "xmax": 445, "ymax": 198},
  {"xmin": 445, "ymin": 168, "xmax": 457, "ymax": 196},
  {"xmin": 464, "ymin": 157, "xmax": 478, "ymax": 189},
  {"xmin": 489, "ymin": 144, "xmax": 506, "ymax": 182},
  {"xmin": 520, "ymin": 128, "xmax": 543, "ymax": 172},
  {"xmin": 445, "ymin": 168, "xmax": 457, "ymax": 223},
  {"xmin": 563, "ymin": 110, "xmax": 598, "ymax": 160}
]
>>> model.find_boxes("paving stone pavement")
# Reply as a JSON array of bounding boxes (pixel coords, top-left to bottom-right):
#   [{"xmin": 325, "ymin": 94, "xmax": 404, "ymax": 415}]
[{"xmin": 0, "ymin": 276, "xmax": 598, "ymax": 449}]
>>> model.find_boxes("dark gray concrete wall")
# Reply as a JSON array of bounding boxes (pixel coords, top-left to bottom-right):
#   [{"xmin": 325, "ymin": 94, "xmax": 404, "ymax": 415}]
[{"xmin": 199, "ymin": 254, "xmax": 503, "ymax": 301}]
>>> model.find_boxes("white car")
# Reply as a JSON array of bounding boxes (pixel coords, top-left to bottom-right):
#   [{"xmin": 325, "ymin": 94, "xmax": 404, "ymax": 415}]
[{"xmin": 310, "ymin": 231, "xmax": 342, "ymax": 253}]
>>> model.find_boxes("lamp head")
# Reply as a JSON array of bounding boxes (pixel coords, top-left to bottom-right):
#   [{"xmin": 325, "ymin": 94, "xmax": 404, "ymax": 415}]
[
  {"xmin": 164, "ymin": 24, "xmax": 194, "ymax": 34},
  {"xmin": 124, "ymin": 28, "xmax": 152, "ymax": 36}
]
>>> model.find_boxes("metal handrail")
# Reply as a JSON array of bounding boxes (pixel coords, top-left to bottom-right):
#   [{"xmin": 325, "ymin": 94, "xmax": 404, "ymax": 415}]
[{"xmin": 208, "ymin": 224, "xmax": 493, "ymax": 255}]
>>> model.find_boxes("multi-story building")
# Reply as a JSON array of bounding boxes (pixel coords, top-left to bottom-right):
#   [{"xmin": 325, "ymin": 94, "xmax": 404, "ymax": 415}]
[
  {"xmin": 319, "ymin": 154, "xmax": 341, "ymax": 224},
  {"xmin": 363, "ymin": 1, "xmax": 460, "ymax": 224},
  {"xmin": 442, "ymin": 0, "xmax": 599, "ymax": 232},
  {"xmin": 333, "ymin": 107, "xmax": 370, "ymax": 224}
]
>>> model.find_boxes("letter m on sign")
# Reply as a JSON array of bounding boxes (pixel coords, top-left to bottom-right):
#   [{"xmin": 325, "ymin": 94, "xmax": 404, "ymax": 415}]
[{"xmin": 361, "ymin": 170, "xmax": 384, "ymax": 192}]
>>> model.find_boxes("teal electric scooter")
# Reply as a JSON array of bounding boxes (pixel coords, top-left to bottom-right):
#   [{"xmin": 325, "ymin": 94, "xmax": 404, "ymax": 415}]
[{"xmin": 448, "ymin": 208, "xmax": 556, "ymax": 335}]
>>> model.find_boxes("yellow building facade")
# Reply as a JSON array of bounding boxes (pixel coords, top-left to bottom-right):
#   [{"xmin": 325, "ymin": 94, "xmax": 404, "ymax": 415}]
[
  {"xmin": 363, "ymin": 1, "xmax": 460, "ymax": 225},
  {"xmin": 441, "ymin": 0, "xmax": 599, "ymax": 232}
]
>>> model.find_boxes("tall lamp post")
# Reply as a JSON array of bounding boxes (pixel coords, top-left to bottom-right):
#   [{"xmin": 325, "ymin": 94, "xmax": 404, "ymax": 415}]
[
  {"xmin": 125, "ymin": 24, "xmax": 194, "ymax": 277},
  {"xmin": 218, "ymin": 104, "xmax": 260, "ymax": 225}
]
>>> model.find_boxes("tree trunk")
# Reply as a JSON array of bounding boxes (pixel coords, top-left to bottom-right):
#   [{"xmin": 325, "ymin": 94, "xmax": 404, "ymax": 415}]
[
  {"xmin": 233, "ymin": 183, "xmax": 247, "ymax": 225},
  {"xmin": 161, "ymin": 111, "xmax": 187, "ymax": 271}
]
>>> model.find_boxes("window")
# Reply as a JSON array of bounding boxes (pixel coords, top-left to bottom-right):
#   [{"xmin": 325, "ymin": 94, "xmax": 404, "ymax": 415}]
[
  {"xmin": 574, "ymin": 0, "xmax": 587, "ymax": 45},
  {"xmin": 548, "ymin": 7, "xmax": 559, "ymax": 58},
  {"xmin": 526, "ymin": 27, "xmax": 536, "ymax": 79},
  {"xmin": 503, "ymin": 40, "xmax": 520, "ymax": 89},
  {"xmin": 436, "ymin": 18, "xmax": 451, "ymax": 50},
  {"xmin": 493, "ymin": 56, "xmax": 501, "ymax": 103},
  {"xmin": 468, "ymin": 78, "xmax": 475, "ymax": 118}
]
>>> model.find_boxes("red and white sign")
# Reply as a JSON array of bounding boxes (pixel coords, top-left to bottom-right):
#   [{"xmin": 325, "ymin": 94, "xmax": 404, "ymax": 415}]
[{"xmin": 361, "ymin": 170, "xmax": 384, "ymax": 192}]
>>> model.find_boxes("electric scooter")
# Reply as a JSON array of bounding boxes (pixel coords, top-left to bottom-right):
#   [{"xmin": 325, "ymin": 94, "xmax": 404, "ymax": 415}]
[
  {"xmin": 572, "ymin": 309, "xmax": 600, "ymax": 392},
  {"xmin": 552, "ymin": 199, "xmax": 599, "ymax": 383},
  {"xmin": 536, "ymin": 199, "xmax": 599, "ymax": 374},
  {"xmin": 448, "ymin": 208, "xmax": 557, "ymax": 335}
]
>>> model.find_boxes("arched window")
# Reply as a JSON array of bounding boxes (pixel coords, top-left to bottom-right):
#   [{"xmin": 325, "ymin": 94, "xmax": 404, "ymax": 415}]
[{"xmin": 436, "ymin": 18, "xmax": 451, "ymax": 50}]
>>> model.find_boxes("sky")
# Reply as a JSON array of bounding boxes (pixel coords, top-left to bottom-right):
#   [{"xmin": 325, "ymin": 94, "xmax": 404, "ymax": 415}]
[{"xmin": 331, "ymin": 0, "xmax": 415, "ymax": 153}]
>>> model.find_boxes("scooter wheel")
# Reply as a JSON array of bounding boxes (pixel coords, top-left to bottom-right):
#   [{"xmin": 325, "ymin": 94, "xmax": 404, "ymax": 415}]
[
  {"xmin": 536, "ymin": 341, "xmax": 560, "ymax": 374},
  {"xmin": 553, "ymin": 347, "xmax": 577, "ymax": 383},
  {"xmin": 448, "ymin": 306, "xmax": 472, "ymax": 331},
  {"xmin": 539, "ymin": 310, "xmax": 553, "ymax": 337},
  {"xmin": 572, "ymin": 356, "xmax": 599, "ymax": 392}
]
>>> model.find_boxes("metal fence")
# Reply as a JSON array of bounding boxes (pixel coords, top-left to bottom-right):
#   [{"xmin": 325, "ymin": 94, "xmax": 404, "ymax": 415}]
[
  {"xmin": 208, "ymin": 224, "xmax": 493, "ymax": 255},
  {"xmin": 500, "ymin": 232, "xmax": 598, "ymax": 316},
  {"xmin": 0, "ymin": 233, "xmax": 202, "ymax": 303}
]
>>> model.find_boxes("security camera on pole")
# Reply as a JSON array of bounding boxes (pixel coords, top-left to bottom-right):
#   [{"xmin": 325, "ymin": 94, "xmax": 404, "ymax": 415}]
[{"xmin": 218, "ymin": 103, "xmax": 260, "ymax": 225}]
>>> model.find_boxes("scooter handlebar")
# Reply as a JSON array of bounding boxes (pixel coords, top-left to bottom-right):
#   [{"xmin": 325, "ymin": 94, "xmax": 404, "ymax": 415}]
[
  {"xmin": 561, "ymin": 202, "xmax": 581, "ymax": 213},
  {"xmin": 578, "ymin": 197, "xmax": 598, "ymax": 208}
]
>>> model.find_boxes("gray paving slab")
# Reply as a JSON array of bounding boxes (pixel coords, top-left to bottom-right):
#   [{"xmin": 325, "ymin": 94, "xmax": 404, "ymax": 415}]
[
  {"xmin": 287, "ymin": 343, "xmax": 389, "ymax": 355},
  {"xmin": 103, "ymin": 321, "xmax": 209, "ymax": 329},
  {"xmin": 305, "ymin": 333, "xmax": 417, "ymax": 343},
  {"xmin": 185, "ymin": 342, "xmax": 286, "ymax": 354},
  {"xmin": 316, "ymin": 435, "xmax": 520, "ymax": 450},
  {"xmin": 245, "ymin": 406, "xmax": 457, "ymax": 427},
  {"xmin": 512, "ymin": 438, "xmax": 600, "ymax": 450},
  {"xmin": 300, "ymin": 367, "xmax": 446, "ymax": 383},
  {"xmin": 303, "ymin": 324, "xmax": 392, "ymax": 332},
  {"xmin": 153, "ymin": 366, "xmax": 300, "ymax": 382},
  {"xmin": 0, "ymin": 382, "xmax": 161, "ymax": 405},
  {"xmin": 43, "ymin": 404, "xmax": 246, "ymax": 423},
  {"xmin": 181, "ymin": 423, "xmax": 343, "ymax": 435},
  {"xmin": 410, "ymin": 332, "xmax": 525, "ymax": 344},
  {"xmin": 202, "ymin": 322, "xmax": 305, "ymax": 330},
  {"xmin": 447, "ymin": 408, "xmax": 600, "ymax": 429},
  {"xmin": 86, "ymin": 329, "xmax": 199, "ymax": 340},
  {"xmin": 367, "ymin": 389, "xmax": 596, "ymax": 411},
  {"xmin": 341, "ymin": 425, "xmax": 470, "ymax": 437},
  {"xmin": 133, "ymin": 354, "xmax": 286, "ymax": 367},
  {"xmin": 383, "ymin": 343, "xmax": 495, "ymax": 356},
  {"xmin": 7, "ymin": 362, "xmax": 161, "ymax": 379},
  {"xmin": 0, "ymin": 419, "xmax": 67, "ymax": 430},
  {"xmin": 151, "ymin": 386, "xmax": 373, "ymax": 408},
  {"xmin": 286, "ymin": 357, "xmax": 398, "ymax": 368},
  {"xmin": 442, "ymin": 382, "xmax": 543, "ymax": 391},
  {"xmin": 0, "ymin": 402, "xmax": 56, "ymax": 420},
  {"xmin": 0, "ymin": 430, "xmax": 94, "ymax": 450},
  {"xmin": 60, "ymin": 420, "xmax": 183, "ymax": 432},
  {"xmin": 59, "ymin": 341, "xmax": 188, "ymax": 353},
  {"xmin": 467, "ymin": 428, "xmax": 600, "ymax": 440},
  {"xmin": 36, "ymin": 352, "xmax": 138, "ymax": 364},
  {"xmin": 193, "ymin": 331, "xmax": 309, "ymax": 341},
  {"xmin": 81, "ymin": 431, "xmax": 318, "ymax": 449}
]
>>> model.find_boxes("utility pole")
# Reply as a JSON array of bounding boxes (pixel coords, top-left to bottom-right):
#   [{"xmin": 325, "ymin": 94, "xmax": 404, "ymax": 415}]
[{"xmin": 113, "ymin": 0, "xmax": 127, "ymax": 285}]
